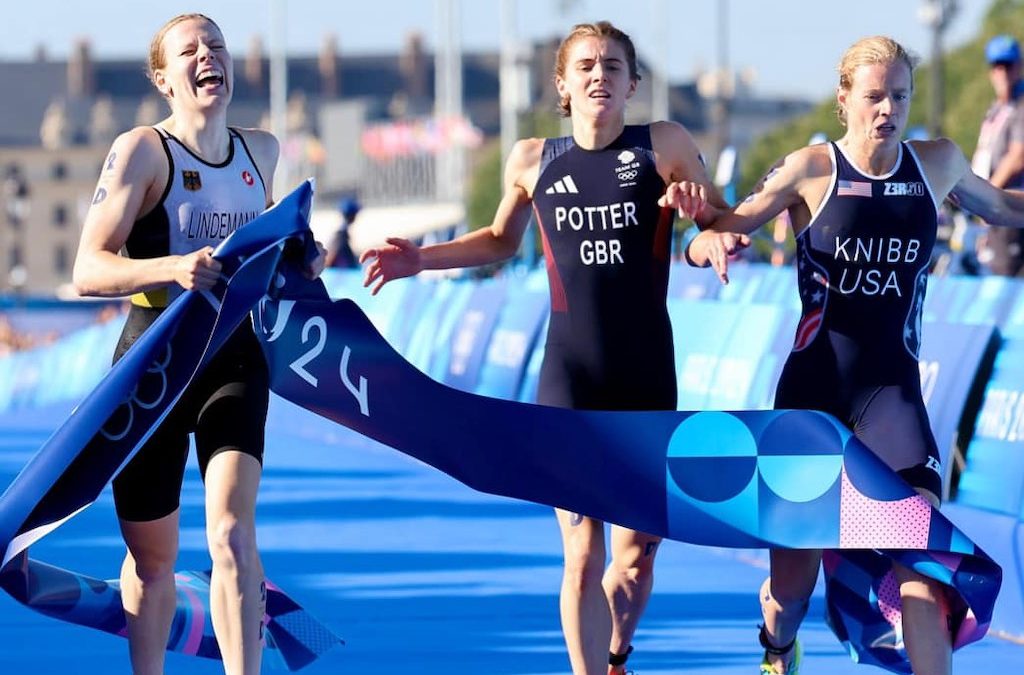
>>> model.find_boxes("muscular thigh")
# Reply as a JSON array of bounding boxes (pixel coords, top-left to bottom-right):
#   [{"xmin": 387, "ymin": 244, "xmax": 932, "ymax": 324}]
[{"xmin": 852, "ymin": 385, "xmax": 942, "ymax": 499}]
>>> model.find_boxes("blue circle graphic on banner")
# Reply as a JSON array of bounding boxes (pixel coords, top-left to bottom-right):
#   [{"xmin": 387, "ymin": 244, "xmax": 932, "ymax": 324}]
[
  {"xmin": 757, "ymin": 411, "xmax": 844, "ymax": 502},
  {"xmin": 666, "ymin": 412, "xmax": 758, "ymax": 502}
]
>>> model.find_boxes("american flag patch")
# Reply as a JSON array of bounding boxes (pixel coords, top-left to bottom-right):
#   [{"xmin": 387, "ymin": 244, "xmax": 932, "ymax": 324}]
[{"xmin": 837, "ymin": 179, "xmax": 872, "ymax": 197}]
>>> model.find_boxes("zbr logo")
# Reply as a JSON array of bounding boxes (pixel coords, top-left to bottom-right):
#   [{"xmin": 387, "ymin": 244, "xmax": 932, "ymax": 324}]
[
  {"xmin": 883, "ymin": 181, "xmax": 925, "ymax": 197},
  {"xmin": 241, "ymin": 170, "xmax": 255, "ymax": 187}
]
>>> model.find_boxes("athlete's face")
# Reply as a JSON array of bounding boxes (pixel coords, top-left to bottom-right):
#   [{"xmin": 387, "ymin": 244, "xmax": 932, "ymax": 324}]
[
  {"xmin": 838, "ymin": 61, "xmax": 911, "ymax": 145},
  {"xmin": 556, "ymin": 36, "xmax": 637, "ymax": 121},
  {"xmin": 153, "ymin": 18, "xmax": 233, "ymax": 112}
]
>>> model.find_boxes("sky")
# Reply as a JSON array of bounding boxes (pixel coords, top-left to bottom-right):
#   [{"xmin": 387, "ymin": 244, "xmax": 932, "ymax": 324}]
[{"xmin": 0, "ymin": 0, "xmax": 995, "ymax": 100}]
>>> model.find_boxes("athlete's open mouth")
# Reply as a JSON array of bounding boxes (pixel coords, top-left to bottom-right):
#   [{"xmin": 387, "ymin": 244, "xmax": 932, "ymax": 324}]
[{"xmin": 196, "ymin": 72, "xmax": 224, "ymax": 88}]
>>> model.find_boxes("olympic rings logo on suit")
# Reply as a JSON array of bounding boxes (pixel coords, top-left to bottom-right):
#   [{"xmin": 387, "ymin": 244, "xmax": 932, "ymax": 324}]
[{"xmin": 100, "ymin": 344, "xmax": 173, "ymax": 441}]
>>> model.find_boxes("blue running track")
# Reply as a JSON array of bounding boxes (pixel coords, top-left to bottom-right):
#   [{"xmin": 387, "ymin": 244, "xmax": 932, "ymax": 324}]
[{"xmin": 0, "ymin": 397, "xmax": 1020, "ymax": 674}]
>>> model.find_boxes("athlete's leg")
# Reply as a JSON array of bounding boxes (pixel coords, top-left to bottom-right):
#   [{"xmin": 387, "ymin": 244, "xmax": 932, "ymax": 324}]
[
  {"xmin": 556, "ymin": 508, "xmax": 611, "ymax": 675},
  {"xmin": 205, "ymin": 451, "xmax": 264, "ymax": 675},
  {"xmin": 111, "ymin": 392, "xmax": 188, "ymax": 675},
  {"xmin": 118, "ymin": 512, "xmax": 181, "ymax": 675},
  {"xmin": 604, "ymin": 526, "xmax": 659, "ymax": 670},
  {"xmin": 856, "ymin": 387, "xmax": 950, "ymax": 675},
  {"xmin": 895, "ymin": 561, "xmax": 951, "ymax": 675},
  {"xmin": 760, "ymin": 548, "xmax": 819, "ymax": 674}
]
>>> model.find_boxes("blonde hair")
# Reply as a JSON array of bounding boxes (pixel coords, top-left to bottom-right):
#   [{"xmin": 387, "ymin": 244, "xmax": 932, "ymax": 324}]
[
  {"xmin": 147, "ymin": 13, "xmax": 222, "ymax": 87},
  {"xmin": 554, "ymin": 21, "xmax": 640, "ymax": 117},
  {"xmin": 836, "ymin": 36, "xmax": 917, "ymax": 125}
]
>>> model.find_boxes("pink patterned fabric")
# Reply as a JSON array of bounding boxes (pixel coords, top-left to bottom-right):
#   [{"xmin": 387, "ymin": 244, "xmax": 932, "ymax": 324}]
[
  {"xmin": 876, "ymin": 570, "xmax": 903, "ymax": 630},
  {"xmin": 839, "ymin": 468, "xmax": 931, "ymax": 548}
]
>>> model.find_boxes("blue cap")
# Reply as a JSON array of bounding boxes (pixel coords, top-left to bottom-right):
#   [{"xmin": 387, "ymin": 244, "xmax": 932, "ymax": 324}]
[
  {"xmin": 339, "ymin": 198, "xmax": 361, "ymax": 219},
  {"xmin": 986, "ymin": 35, "xmax": 1020, "ymax": 64}
]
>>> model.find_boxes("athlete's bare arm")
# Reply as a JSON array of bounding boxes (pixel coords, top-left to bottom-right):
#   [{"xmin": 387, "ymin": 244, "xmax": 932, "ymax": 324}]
[
  {"xmin": 650, "ymin": 120, "xmax": 729, "ymax": 228},
  {"xmin": 361, "ymin": 138, "xmax": 542, "ymax": 295},
  {"xmin": 73, "ymin": 127, "xmax": 223, "ymax": 297},
  {"xmin": 686, "ymin": 144, "xmax": 832, "ymax": 280},
  {"xmin": 911, "ymin": 137, "xmax": 1024, "ymax": 227}
]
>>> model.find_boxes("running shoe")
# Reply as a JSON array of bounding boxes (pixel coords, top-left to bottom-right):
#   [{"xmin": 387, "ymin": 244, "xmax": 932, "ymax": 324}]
[{"xmin": 758, "ymin": 625, "xmax": 802, "ymax": 674}]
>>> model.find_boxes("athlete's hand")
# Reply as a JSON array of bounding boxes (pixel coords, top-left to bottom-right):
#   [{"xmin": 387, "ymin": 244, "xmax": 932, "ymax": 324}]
[
  {"xmin": 360, "ymin": 237, "xmax": 423, "ymax": 295},
  {"xmin": 659, "ymin": 181, "xmax": 708, "ymax": 220},
  {"xmin": 304, "ymin": 240, "xmax": 327, "ymax": 279},
  {"xmin": 688, "ymin": 230, "xmax": 751, "ymax": 284},
  {"xmin": 174, "ymin": 247, "xmax": 222, "ymax": 291}
]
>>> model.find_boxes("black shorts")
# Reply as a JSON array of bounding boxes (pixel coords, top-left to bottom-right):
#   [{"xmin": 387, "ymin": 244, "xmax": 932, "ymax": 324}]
[
  {"xmin": 775, "ymin": 358, "xmax": 943, "ymax": 501},
  {"xmin": 111, "ymin": 306, "xmax": 269, "ymax": 522}
]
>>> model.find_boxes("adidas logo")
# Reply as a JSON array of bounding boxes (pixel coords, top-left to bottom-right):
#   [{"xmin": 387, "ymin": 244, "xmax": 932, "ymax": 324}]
[{"xmin": 545, "ymin": 175, "xmax": 579, "ymax": 194}]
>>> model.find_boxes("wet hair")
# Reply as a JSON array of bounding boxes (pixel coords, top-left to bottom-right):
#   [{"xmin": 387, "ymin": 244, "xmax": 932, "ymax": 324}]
[
  {"xmin": 554, "ymin": 21, "xmax": 640, "ymax": 117},
  {"xmin": 836, "ymin": 36, "xmax": 917, "ymax": 125},
  {"xmin": 146, "ymin": 13, "xmax": 222, "ymax": 88}
]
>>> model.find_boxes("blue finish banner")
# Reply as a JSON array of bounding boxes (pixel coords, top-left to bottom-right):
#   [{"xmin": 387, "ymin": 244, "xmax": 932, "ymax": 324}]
[
  {"xmin": 0, "ymin": 181, "xmax": 1003, "ymax": 673},
  {"xmin": 258, "ymin": 273, "xmax": 1000, "ymax": 673}
]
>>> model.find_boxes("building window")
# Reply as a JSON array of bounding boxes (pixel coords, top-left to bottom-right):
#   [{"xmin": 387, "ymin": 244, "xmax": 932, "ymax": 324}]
[
  {"xmin": 3, "ymin": 165, "xmax": 29, "ymax": 228},
  {"xmin": 54, "ymin": 245, "xmax": 69, "ymax": 274},
  {"xmin": 52, "ymin": 162, "xmax": 67, "ymax": 180},
  {"xmin": 53, "ymin": 204, "xmax": 68, "ymax": 227}
]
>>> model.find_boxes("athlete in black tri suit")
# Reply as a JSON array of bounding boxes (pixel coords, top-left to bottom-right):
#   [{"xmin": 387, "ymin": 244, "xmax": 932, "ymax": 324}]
[
  {"xmin": 774, "ymin": 139, "xmax": 942, "ymax": 499},
  {"xmin": 685, "ymin": 36, "xmax": 1024, "ymax": 675},
  {"xmin": 360, "ymin": 21, "xmax": 725, "ymax": 675},
  {"xmin": 533, "ymin": 124, "xmax": 677, "ymax": 412},
  {"xmin": 72, "ymin": 14, "xmax": 324, "ymax": 675}
]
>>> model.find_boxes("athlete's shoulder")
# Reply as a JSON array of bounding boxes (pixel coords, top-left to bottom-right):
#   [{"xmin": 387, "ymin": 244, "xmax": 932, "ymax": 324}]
[
  {"xmin": 112, "ymin": 126, "xmax": 165, "ymax": 159},
  {"xmin": 508, "ymin": 137, "xmax": 545, "ymax": 169},
  {"xmin": 102, "ymin": 126, "xmax": 168, "ymax": 185},
  {"xmin": 906, "ymin": 137, "xmax": 962, "ymax": 165},
  {"xmin": 769, "ymin": 143, "xmax": 831, "ymax": 184},
  {"xmin": 233, "ymin": 127, "xmax": 280, "ymax": 165},
  {"xmin": 649, "ymin": 120, "xmax": 697, "ymax": 151},
  {"xmin": 800, "ymin": 143, "xmax": 834, "ymax": 174}
]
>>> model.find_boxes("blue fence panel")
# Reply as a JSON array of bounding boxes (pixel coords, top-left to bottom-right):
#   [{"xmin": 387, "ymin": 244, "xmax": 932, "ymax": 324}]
[
  {"xmin": 668, "ymin": 262, "xmax": 723, "ymax": 301},
  {"xmin": 437, "ymin": 280, "xmax": 508, "ymax": 393},
  {"xmin": 957, "ymin": 338, "xmax": 1024, "ymax": 516},
  {"xmin": 404, "ymin": 282, "xmax": 473, "ymax": 375},
  {"xmin": 917, "ymin": 322, "xmax": 999, "ymax": 496},
  {"xmin": 475, "ymin": 289, "xmax": 549, "ymax": 401}
]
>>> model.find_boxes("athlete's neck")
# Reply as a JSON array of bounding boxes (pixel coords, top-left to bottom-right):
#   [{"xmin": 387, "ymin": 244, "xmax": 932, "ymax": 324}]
[
  {"xmin": 570, "ymin": 116, "xmax": 625, "ymax": 151},
  {"xmin": 159, "ymin": 112, "xmax": 231, "ymax": 163},
  {"xmin": 837, "ymin": 136, "xmax": 899, "ymax": 176}
]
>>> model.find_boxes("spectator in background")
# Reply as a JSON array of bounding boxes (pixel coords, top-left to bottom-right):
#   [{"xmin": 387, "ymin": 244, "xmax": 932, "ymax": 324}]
[
  {"xmin": 973, "ymin": 35, "xmax": 1024, "ymax": 276},
  {"xmin": 324, "ymin": 197, "xmax": 361, "ymax": 268}
]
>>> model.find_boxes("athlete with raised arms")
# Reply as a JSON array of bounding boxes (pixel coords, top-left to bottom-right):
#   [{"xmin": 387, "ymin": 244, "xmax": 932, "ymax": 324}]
[{"xmin": 361, "ymin": 20, "xmax": 723, "ymax": 675}]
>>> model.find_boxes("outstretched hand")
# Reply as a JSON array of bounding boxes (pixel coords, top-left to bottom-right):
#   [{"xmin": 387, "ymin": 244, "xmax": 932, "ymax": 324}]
[
  {"xmin": 659, "ymin": 181, "xmax": 709, "ymax": 220},
  {"xmin": 359, "ymin": 237, "xmax": 423, "ymax": 295},
  {"xmin": 689, "ymin": 230, "xmax": 751, "ymax": 285}
]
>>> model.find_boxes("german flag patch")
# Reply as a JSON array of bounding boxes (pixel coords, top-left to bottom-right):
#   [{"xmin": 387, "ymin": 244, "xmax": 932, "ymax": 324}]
[{"xmin": 182, "ymin": 170, "xmax": 202, "ymax": 191}]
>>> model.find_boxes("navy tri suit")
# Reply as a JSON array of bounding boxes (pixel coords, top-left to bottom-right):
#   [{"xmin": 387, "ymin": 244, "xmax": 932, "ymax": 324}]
[
  {"xmin": 775, "ymin": 141, "xmax": 943, "ymax": 497},
  {"xmin": 532, "ymin": 125, "xmax": 676, "ymax": 411}
]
